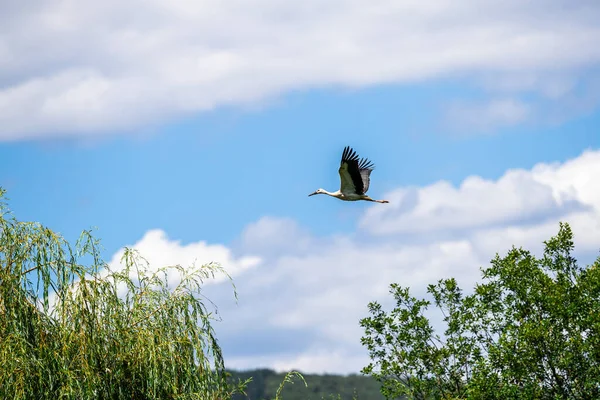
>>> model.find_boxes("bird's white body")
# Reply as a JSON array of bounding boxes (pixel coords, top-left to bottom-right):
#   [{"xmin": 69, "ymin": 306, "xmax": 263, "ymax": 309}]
[
  {"xmin": 309, "ymin": 147, "xmax": 389, "ymax": 204},
  {"xmin": 311, "ymin": 189, "xmax": 383, "ymax": 202}
]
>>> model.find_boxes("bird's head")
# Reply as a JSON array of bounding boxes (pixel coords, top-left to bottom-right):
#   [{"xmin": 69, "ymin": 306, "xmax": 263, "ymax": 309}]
[{"xmin": 308, "ymin": 188, "xmax": 326, "ymax": 197}]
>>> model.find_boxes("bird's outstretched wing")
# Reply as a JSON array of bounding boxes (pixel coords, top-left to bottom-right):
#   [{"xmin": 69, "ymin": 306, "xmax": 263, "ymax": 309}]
[
  {"xmin": 358, "ymin": 157, "xmax": 375, "ymax": 194},
  {"xmin": 339, "ymin": 146, "xmax": 375, "ymax": 195}
]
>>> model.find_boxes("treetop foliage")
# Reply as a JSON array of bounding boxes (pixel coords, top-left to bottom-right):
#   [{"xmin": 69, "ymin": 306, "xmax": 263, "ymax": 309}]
[
  {"xmin": 361, "ymin": 222, "xmax": 600, "ymax": 400},
  {"xmin": 0, "ymin": 187, "xmax": 248, "ymax": 399}
]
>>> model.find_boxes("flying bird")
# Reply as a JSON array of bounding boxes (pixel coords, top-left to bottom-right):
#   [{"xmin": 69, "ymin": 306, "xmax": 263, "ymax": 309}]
[{"xmin": 309, "ymin": 146, "xmax": 389, "ymax": 203}]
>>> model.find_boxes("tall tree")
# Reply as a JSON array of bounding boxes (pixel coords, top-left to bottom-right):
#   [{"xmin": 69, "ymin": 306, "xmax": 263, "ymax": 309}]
[
  {"xmin": 360, "ymin": 223, "xmax": 600, "ymax": 399},
  {"xmin": 0, "ymin": 188, "xmax": 248, "ymax": 399}
]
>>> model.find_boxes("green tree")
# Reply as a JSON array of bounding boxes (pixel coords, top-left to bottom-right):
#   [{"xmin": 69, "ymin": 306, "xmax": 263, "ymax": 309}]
[
  {"xmin": 360, "ymin": 223, "xmax": 600, "ymax": 400},
  {"xmin": 0, "ymin": 187, "xmax": 248, "ymax": 399}
]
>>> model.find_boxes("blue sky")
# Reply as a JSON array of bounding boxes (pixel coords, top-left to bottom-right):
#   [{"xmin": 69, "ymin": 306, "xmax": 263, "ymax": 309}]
[
  {"xmin": 2, "ymin": 0, "xmax": 600, "ymax": 374},
  {"xmin": 3, "ymin": 85, "xmax": 598, "ymax": 249}
]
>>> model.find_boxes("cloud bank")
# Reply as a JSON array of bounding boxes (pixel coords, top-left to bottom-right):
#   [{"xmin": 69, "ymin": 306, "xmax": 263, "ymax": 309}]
[
  {"xmin": 105, "ymin": 148, "xmax": 600, "ymax": 374},
  {"xmin": 2, "ymin": 0, "xmax": 600, "ymax": 139},
  {"xmin": 106, "ymin": 229, "xmax": 261, "ymax": 287}
]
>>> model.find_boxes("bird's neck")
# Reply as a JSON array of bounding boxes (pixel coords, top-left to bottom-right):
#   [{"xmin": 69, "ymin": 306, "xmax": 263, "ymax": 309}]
[{"xmin": 324, "ymin": 190, "xmax": 342, "ymax": 198}]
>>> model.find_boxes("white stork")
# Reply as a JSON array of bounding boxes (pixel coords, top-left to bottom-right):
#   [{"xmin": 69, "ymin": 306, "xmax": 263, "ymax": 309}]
[{"xmin": 309, "ymin": 146, "xmax": 389, "ymax": 203}]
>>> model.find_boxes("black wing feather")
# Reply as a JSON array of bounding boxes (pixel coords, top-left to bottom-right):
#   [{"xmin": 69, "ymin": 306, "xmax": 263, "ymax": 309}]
[{"xmin": 340, "ymin": 146, "xmax": 375, "ymax": 195}]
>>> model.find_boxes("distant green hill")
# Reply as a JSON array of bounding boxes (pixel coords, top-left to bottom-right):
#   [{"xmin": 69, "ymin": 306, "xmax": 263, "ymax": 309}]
[{"xmin": 228, "ymin": 369, "xmax": 387, "ymax": 400}]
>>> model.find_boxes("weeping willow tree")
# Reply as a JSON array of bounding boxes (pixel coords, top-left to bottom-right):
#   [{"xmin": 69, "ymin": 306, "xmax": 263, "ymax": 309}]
[{"xmin": 0, "ymin": 188, "xmax": 249, "ymax": 399}]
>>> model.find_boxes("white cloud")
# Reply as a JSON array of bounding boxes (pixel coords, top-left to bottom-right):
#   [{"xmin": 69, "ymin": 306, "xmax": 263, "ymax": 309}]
[
  {"xmin": 89, "ymin": 149, "xmax": 600, "ymax": 375},
  {"xmin": 360, "ymin": 150, "xmax": 599, "ymax": 237},
  {"xmin": 238, "ymin": 216, "xmax": 314, "ymax": 257},
  {"xmin": 107, "ymin": 229, "xmax": 261, "ymax": 287},
  {"xmin": 445, "ymin": 98, "xmax": 532, "ymax": 132},
  {"xmin": 445, "ymin": 73, "xmax": 600, "ymax": 132},
  {"xmin": 477, "ymin": 72, "xmax": 577, "ymax": 99},
  {"xmin": 2, "ymin": 0, "xmax": 600, "ymax": 140}
]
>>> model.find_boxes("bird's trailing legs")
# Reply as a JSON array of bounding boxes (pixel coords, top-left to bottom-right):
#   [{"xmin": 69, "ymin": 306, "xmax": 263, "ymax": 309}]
[{"xmin": 364, "ymin": 196, "xmax": 389, "ymax": 204}]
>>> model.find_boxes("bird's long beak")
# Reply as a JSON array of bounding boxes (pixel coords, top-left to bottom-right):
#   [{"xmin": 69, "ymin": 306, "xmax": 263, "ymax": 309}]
[{"xmin": 308, "ymin": 191, "xmax": 318, "ymax": 197}]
